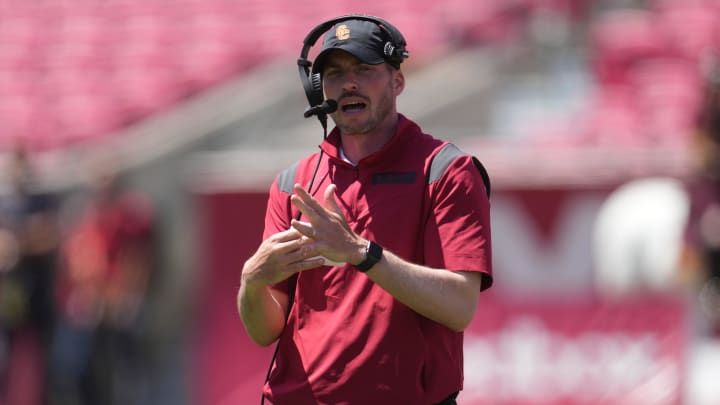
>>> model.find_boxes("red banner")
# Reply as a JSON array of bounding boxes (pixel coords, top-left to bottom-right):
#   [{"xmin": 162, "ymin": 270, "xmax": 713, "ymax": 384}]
[{"xmin": 462, "ymin": 292, "xmax": 689, "ymax": 405}]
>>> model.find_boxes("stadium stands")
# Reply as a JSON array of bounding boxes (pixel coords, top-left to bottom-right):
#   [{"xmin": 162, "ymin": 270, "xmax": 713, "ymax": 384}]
[
  {"xmin": 1, "ymin": 0, "xmax": 715, "ymax": 154},
  {"xmin": 578, "ymin": 2, "xmax": 719, "ymax": 147},
  {"xmin": 0, "ymin": 0, "xmax": 594, "ymax": 153},
  {"xmin": 4, "ymin": 2, "xmax": 720, "ymax": 404}
]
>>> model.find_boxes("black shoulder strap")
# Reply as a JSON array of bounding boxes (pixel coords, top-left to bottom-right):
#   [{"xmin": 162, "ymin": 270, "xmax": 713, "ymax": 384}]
[{"xmin": 428, "ymin": 143, "xmax": 491, "ymax": 197}]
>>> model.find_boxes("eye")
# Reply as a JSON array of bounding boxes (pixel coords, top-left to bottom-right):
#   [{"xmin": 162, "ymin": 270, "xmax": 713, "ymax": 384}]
[{"xmin": 323, "ymin": 69, "xmax": 340, "ymax": 80}]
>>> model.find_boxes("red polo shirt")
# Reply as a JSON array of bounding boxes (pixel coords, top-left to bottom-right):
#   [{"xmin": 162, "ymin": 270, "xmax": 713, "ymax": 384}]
[{"xmin": 262, "ymin": 115, "xmax": 492, "ymax": 404}]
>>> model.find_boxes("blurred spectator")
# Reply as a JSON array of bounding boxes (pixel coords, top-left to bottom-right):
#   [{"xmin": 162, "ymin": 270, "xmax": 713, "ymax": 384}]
[
  {"xmin": 49, "ymin": 160, "xmax": 156, "ymax": 405},
  {"xmin": 592, "ymin": 176, "xmax": 690, "ymax": 295},
  {"xmin": 0, "ymin": 147, "xmax": 62, "ymax": 405},
  {"xmin": 682, "ymin": 60, "xmax": 720, "ymax": 336}
]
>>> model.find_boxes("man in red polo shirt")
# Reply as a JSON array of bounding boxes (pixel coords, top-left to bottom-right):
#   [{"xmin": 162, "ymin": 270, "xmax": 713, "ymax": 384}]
[{"xmin": 238, "ymin": 15, "xmax": 492, "ymax": 405}]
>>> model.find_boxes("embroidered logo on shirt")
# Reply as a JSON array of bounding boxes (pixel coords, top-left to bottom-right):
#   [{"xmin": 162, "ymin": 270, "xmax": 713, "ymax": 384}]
[{"xmin": 372, "ymin": 172, "xmax": 417, "ymax": 184}]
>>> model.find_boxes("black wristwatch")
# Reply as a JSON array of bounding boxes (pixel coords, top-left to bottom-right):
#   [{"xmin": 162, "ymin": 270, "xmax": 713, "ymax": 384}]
[{"xmin": 354, "ymin": 240, "xmax": 383, "ymax": 272}]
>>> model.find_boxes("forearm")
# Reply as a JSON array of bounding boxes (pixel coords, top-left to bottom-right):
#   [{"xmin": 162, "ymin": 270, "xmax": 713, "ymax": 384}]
[
  {"xmin": 364, "ymin": 249, "xmax": 481, "ymax": 332},
  {"xmin": 237, "ymin": 227, "xmax": 319, "ymax": 346},
  {"xmin": 237, "ymin": 281, "xmax": 288, "ymax": 346},
  {"xmin": 287, "ymin": 183, "xmax": 483, "ymax": 331}
]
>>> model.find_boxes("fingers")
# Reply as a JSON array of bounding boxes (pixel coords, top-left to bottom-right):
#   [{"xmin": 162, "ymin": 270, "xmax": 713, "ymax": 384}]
[
  {"xmin": 291, "ymin": 220, "xmax": 316, "ymax": 239},
  {"xmin": 290, "ymin": 183, "xmax": 349, "ymax": 241},
  {"xmin": 281, "ymin": 235, "xmax": 325, "ymax": 273},
  {"xmin": 323, "ymin": 184, "xmax": 343, "ymax": 216},
  {"xmin": 268, "ymin": 228, "xmax": 312, "ymax": 256},
  {"xmin": 291, "ymin": 184, "xmax": 326, "ymax": 221},
  {"xmin": 292, "ymin": 183, "xmax": 342, "ymax": 218},
  {"xmin": 268, "ymin": 231, "xmax": 322, "ymax": 270},
  {"xmin": 272, "ymin": 227, "xmax": 304, "ymax": 242},
  {"xmin": 284, "ymin": 241, "xmax": 317, "ymax": 263},
  {"xmin": 287, "ymin": 256, "xmax": 325, "ymax": 273}
]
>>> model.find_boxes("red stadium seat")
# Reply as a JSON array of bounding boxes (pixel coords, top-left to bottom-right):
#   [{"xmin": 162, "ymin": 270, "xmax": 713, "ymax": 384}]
[
  {"xmin": 589, "ymin": 9, "xmax": 671, "ymax": 86},
  {"xmin": 110, "ymin": 64, "xmax": 187, "ymax": 120},
  {"xmin": 437, "ymin": 0, "xmax": 532, "ymax": 46},
  {"xmin": 655, "ymin": 4, "xmax": 720, "ymax": 63},
  {"xmin": 53, "ymin": 90, "xmax": 127, "ymax": 145},
  {"xmin": 0, "ymin": 96, "xmax": 34, "ymax": 149},
  {"xmin": 5, "ymin": 0, "xmax": 699, "ymax": 153},
  {"xmin": 577, "ymin": 85, "xmax": 645, "ymax": 146},
  {"xmin": 628, "ymin": 58, "xmax": 703, "ymax": 145}
]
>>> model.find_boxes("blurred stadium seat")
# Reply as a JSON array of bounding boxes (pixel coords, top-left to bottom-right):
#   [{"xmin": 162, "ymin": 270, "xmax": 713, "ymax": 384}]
[
  {"xmin": 588, "ymin": 8, "xmax": 669, "ymax": 87},
  {"xmin": 0, "ymin": 0, "xmax": 594, "ymax": 152},
  {"xmin": 0, "ymin": 0, "xmax": 715, "ymax": 158},
  {"xmin": 655, "ymin": 3, "xmax": 720, "ymax": 64}
]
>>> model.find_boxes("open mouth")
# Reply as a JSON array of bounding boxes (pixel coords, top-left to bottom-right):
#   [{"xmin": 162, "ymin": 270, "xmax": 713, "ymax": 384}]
[{"xmin": 341, "ymin": 101, "xmax": 367, "ymax": 113}]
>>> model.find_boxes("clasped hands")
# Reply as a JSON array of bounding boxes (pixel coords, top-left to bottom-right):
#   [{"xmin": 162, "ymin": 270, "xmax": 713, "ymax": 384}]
[{"xmin": 242, "ymin": 183, "xmax": 366, "ymax": 288}]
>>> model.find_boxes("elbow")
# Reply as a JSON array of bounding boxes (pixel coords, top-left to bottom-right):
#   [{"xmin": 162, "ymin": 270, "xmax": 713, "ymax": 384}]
[
  {"xmin": 440, "ymin": 306, "xmax": 476, "ymax": 332},
  {"xmin": 447, "ymin": 297, "xmax": 479, "ymax": 332},
  {"xmin": 238, "ymin": 310, "xmax": 283, "ymax": 347},
  {"xmin": 447, "ymin": 314, "xmax": 474, "ymax": 333},
  {"xmin": 251, "ymin": 334, "xmax": 280, "ymax": 347},
  {"xmin": 239, "ymin": 315, "xmax": 284, "ymax": 347},
  {"xmin": 240, "ymin": 318, "xmax": 283, "ymax": 347},
  {"xmin": 446, "ymin": 272, "xmax": 483, "ymax": 332}
]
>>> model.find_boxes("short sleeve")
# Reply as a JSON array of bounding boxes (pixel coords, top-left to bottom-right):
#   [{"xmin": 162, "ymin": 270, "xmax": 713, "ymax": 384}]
[{"xmin": 423, "ymin": 155, "xmax": 492, "ymax": 290}]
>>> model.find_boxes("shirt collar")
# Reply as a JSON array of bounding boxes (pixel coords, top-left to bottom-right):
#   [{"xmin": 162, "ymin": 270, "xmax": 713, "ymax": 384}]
[{"xmin": 319, "ymin": 114, "xmax": 420, "ymax": 166}]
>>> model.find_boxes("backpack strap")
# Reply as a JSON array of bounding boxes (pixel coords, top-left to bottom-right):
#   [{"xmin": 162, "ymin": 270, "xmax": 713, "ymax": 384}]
[{"xmin": 428, "ymin": 143, "xmax": 491, "ymax": 197}]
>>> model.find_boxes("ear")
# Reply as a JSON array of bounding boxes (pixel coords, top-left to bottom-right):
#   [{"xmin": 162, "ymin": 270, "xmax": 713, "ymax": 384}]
[{"xmin": 393, "ymin": 69, "xmax": 405, "ymax": 96}]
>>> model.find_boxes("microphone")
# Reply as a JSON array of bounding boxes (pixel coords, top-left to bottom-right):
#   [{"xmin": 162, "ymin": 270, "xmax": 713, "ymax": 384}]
[{"xmin": 304, "ymin": 99, "xmax": 338, "ymax": 118}]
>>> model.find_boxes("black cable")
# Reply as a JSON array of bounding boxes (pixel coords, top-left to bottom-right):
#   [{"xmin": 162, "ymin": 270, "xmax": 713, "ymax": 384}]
[{"xmin": 260, "ymin": 117, "xmax": 329, "ymax": 404}]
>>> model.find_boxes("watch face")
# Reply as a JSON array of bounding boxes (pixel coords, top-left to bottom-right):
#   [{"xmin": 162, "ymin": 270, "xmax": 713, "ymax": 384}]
[
  {"xmin": 356, "ymin": 241, "xmax": 383, "ymax": 272},
  {"xmin": 367, "ymin": 241, "xmax": 383, "ymax": 262}
]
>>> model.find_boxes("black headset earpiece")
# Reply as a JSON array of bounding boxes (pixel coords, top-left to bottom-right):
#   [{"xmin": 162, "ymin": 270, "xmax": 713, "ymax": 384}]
[
  {"xmin": 302, "ymin": 70, "xmax": 324, "ymax": 115},
  {"xmin": 297, "ymin": 14, "xmax": 408, "ymax": 128}
]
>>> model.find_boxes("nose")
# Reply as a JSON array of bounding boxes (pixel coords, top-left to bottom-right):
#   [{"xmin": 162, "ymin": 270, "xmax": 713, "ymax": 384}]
[{"xmin": 340, "ymin": 72, "xmax": 359, "ymax": 92}]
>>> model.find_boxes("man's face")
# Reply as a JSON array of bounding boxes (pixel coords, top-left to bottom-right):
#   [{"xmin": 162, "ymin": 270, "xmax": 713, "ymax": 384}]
[{"xmin": 321, "ymin": 50, "xmax": 404, "ymax": 135}]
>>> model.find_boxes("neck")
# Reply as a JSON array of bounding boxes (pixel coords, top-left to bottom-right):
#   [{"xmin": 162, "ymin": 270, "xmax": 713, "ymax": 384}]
[{"xmin": 340, "ymin": 113, "xmax": 399, "ymax": 164}]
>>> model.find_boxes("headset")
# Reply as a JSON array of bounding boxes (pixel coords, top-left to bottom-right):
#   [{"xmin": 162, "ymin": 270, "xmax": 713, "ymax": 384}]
[{"xmin": 297, "ymin": 14, "xmax": 409, "ymax": 130}]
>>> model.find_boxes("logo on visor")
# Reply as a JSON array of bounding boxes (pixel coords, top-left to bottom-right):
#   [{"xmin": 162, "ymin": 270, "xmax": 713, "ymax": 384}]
[{"xmin": 336, "ymin": 24, "xmax": 350, "ymax": 41}]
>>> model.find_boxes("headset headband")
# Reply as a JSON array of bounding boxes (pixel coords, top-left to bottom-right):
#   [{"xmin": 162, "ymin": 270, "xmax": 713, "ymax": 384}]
[{"xmin": 299, "ymin": 14, "xmax": 407, "ymax": 66}]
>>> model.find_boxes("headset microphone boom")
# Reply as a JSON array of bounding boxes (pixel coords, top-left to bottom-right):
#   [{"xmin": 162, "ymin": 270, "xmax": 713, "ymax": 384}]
[{"xmin": 303, "ymin": 99, "xmax": 338, "ymax": 118}]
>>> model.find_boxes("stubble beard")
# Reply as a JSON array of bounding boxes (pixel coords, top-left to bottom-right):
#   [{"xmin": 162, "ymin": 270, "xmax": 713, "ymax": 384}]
[{"xmin": 336, "ymin": 82, "xmax": 394, "ymax": 136}]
